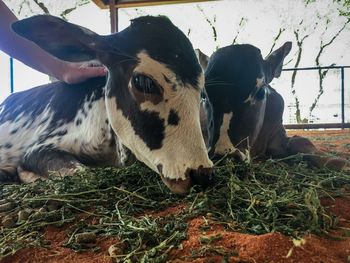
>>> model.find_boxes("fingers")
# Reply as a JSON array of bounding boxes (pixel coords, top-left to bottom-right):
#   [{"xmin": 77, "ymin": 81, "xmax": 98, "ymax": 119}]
[
  {"xmin": 84, "ymin": 66, "xmax": 108, "ymax": 78},
  {"xmin": 62, "ymin": 63, "xmax": 107, "ymax": 84}
]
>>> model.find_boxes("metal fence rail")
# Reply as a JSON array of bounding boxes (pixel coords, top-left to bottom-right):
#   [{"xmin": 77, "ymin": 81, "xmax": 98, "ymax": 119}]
[
  {"xmin": 282, "ymin": 65, "xmax": 350, "ymax": 129},
  {"xmin": 9, "ymin": 57, "xmax": 14, "ymax": 93},
  {"xmin": 6, "ymin": 58, "xmax": 350, "ymax": 129}
]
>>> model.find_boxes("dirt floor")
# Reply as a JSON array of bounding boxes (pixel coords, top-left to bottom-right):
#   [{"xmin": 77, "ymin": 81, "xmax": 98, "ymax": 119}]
[
  {"xmin": 288, "ymin": 129, "xmax": 350, "ymax": 159},
  {"xmin": 1, "ymin": 129, "xmax": 350, "ymax": 263}
]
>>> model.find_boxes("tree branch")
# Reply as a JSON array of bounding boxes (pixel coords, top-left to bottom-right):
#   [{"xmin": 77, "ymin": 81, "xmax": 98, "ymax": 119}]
[
  {"xmin": 197, "ymin": 5, "xmax": 218, "ymax": 50},
  {"xmin": 309, "ymin": 18, "xmax": 350, "ymax": 116},
  {"xmin": 32, "ymin": 0, "xmax": 49, "ymax": 14},
  {"xmin": 268, "ymin": 28, "xmax": 286, "ymax": 55}
]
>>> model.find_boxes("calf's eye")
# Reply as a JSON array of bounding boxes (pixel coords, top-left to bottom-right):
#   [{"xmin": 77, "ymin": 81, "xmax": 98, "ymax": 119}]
[
  {"xmin": 200, "ymin": 91, "xmax": 207, "ymax": 102},
  {"xmin": 132, "ymin": 74, "xmax": 160, "ymax": 95}
]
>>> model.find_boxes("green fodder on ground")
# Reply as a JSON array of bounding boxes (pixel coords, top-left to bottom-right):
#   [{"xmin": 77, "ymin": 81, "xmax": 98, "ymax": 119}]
[{"xmin": 1, "ymin": 155, "xmax": 350, "ymax": 262}]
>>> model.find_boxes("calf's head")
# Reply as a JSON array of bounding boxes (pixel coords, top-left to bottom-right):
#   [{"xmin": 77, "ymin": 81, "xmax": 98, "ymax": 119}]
[
  {"xmin": 13, "ymin": 15, "xmax": 213, "ymax": 194},
  {"xmin": 204, "ymin": 42, "xmax": 292, "ymax": 161}
]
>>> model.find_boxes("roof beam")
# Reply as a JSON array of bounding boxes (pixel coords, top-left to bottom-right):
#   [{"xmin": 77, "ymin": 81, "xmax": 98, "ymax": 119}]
[{"xmin": 93, "ymin": 0, "xmax": 214, "ymax": 9}]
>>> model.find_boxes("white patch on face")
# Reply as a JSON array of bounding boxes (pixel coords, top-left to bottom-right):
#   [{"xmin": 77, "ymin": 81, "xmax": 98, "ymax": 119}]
[
  {"xmin": 214, "ymin": 112, "xmax": 251, "ymax": 162},
  {"xmin": 214, "ymin": 112, "xmax": 236, "ymax": 155},
  {"xmin": 106, "ymin": 51, "xmax": 212, "ymax": 181}
]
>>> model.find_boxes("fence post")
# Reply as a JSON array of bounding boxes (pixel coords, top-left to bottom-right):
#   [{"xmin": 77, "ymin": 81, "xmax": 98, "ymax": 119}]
[
  {"xmin": 9, "ymin": 57, "xmax": 14, "ymax": 93},
  {"xmin": 341, "ymin": 67, "xmax": 345, "ymax": 129}
]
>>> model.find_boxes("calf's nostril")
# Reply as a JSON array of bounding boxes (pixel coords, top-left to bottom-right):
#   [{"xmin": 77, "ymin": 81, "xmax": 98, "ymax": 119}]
[{"xmin": 187, "ymin": 167, "xmax": 214, "ymax": 189}]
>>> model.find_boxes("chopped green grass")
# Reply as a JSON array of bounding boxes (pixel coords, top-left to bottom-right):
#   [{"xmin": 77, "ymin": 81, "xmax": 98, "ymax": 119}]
[{"xmin": 1, "ymin": 155, "xmax": 350, "ymax": 262}]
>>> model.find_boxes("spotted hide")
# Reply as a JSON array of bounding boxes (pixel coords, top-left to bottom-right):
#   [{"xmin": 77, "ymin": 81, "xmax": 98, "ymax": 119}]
[
  {"xmin": 201, "ymin": 42, "xmax": 350, "ymax": 172},
  {"xmin": 0, "ymin": 15, "xmax": 214, "ymax": 194}
]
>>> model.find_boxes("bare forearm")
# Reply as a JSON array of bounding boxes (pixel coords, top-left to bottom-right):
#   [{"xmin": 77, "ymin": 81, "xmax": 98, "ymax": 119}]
[{"xmin": 0, "ymin": 1, "xmax": 66, "ymax": 79}]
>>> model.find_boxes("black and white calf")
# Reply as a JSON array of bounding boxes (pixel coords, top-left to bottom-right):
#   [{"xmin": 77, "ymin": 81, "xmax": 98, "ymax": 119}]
[
  {"xmin": 0, "ymin": 15, "xmax": 214, "ymax": 194},
  {"xmin": 201, "ymin": 42, "xmax": 350, "ymax": 172}
]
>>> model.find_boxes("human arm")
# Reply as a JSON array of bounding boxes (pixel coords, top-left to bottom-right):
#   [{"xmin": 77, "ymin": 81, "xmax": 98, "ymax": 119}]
[{"xmin": 0, "ymin": 1, "xmax": 106, "ymax": 84}]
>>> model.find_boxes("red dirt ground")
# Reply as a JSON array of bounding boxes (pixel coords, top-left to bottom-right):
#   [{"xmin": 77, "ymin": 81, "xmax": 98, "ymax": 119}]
[{"xmin": 2, "ymin": 129, "xmax": 350, "ymax": 263}]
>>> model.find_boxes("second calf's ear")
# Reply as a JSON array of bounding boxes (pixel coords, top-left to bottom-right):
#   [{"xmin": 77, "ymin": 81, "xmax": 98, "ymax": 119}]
[
  {"xmin": 195, "ymin": 49, "xmax": 210, "ymax": 71},
  {"xmin": 264, "ymin": 41, "xmax": 292, "ymax": 83}
]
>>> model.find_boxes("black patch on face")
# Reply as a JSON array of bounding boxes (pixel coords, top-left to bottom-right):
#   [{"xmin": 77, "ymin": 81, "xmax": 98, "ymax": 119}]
[
  {"xmin": 107, "ymin": 67, "xmax": 165, "ymax": 150},
  {"xmin": 107, "ymin": 16, "xmax": 201, "ymax": 88},
  {"xmin": 167, "ymin": 109, "xmax": 179, "ymax": 126},
  {"xmin": 134, "ymin": 110, "xmax": 164, "ymax": 149}
]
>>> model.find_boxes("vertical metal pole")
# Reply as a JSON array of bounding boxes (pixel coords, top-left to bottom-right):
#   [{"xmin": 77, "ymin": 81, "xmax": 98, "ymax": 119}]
[
  {"xmin": 9, "ymin": 57, "xmax": 14, "ymax": 93},
  {"xmin": 341, "ymin": 67, "xmax": 345, "ymax": 129},
  {"xmin": 116, "ymin": 7, "xmax": 119, "ymax": 32},
  {"xmin": 109, "ymin": 0, "xmax": 118, "ymax": 33}
]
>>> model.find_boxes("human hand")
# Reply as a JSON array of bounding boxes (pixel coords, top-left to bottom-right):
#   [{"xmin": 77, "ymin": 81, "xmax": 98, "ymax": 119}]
[{"xmin": 60, "ymin": 62, "xmax": 107, "ymax": 84}]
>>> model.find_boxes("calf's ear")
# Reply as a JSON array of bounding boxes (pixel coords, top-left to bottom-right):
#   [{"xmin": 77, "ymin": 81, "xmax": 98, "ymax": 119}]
[
  {"xmin": 195, "ymin": 49, "xmax": 210, "ymax": 71},
  {"xmin": 12, "ymin": 15, "xmax": 110, "ymax": 62},
  {"xmin": 264, "ymin": 41, "xmax": 292, "ymax": 83}
]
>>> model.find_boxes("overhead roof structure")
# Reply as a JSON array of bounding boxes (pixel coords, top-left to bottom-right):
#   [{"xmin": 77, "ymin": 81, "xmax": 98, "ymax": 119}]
[
  {"xmin": 92, "ymin": 0, "xmax": 215, "ymax": 33},
  {"xmin": 92, "ymin": 0, "xmax": 214, "ymax": 9}
]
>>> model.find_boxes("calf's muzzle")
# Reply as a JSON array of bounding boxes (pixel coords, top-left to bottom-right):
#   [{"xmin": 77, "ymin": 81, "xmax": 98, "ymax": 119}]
[{"xmin": 161, "ymin": 166, "xmax": 214, "ymax": 195}]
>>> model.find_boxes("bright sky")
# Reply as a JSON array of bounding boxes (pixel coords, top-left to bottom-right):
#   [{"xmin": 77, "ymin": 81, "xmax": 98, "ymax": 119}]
[{"xmin": 1, "ymin": 0, "xmax": 349, "ymax": 123}]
